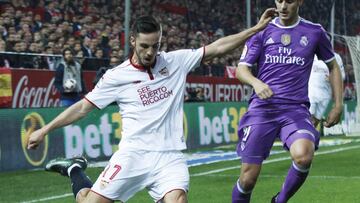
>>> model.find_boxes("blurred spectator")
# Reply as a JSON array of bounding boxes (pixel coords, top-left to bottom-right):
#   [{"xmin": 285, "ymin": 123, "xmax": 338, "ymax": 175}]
[
  {"xmin": 185, "ymin": 87, "xmax": 206, "ymax": 102},
  {"xmin": 92, "ymin": 56, "xmax": 120, "ymax": 87},
  {"xmin": 40, "ymin": 45, "xmax": 57, "ymax": 70},
  {"xmin": 54, "ymin": 48, "xmax": 86, "ymax": 107},
  {"xmin": 0, "ymin": 40, "xmax": 10, "ymax": 67},
  {"xmin": 211, "ymin": 57, "xmax": 225, "ymax": 77},
  {"xmin": 81, "ymin": 36, "xmax": 92, "ymax": 57},
  {"xmin": 195, "ymin": 87, "xmax": 206, "ymax": 102},
  {"xmin": 184, "ymin": 88, "xmax": 197, "ymax": 102}
]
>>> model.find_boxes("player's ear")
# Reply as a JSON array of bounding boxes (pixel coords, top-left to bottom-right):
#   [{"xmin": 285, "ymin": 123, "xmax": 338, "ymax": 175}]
[{"xmin": 130, "ymin": 34, "xmax": 136, "ymax": 48}]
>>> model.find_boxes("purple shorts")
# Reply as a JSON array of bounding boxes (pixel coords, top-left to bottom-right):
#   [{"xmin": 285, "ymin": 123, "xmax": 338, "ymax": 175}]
[{"xmin": 236, "ymin": 107, "xmax": 319, "ymax": 164}]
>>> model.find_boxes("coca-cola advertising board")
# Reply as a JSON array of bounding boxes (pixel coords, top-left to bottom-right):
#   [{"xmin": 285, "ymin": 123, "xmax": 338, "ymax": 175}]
[
  {"xmin": 10, "ymin": 69, "xmax": 96, "ymax": 108},
  {"xmin": 7, "ymin": 69, "xmax": 249, "ymax": 109}
]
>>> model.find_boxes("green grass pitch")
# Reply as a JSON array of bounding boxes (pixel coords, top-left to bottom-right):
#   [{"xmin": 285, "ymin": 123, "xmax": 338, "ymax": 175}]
[{"xmin": 1, "ymin": 138, "xmax": 360, "ymax": 203}]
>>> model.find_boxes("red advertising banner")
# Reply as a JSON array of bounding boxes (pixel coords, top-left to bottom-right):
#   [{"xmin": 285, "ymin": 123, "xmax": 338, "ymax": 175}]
[
  {"xmin": 7, "ymin": 69, "xmax": 249, "ymax": 108},
  {"xmin": 225, "ymin": 66, "xmax": 237, "ymax": 78},
  {"xmin": 186, "ymin": 76, "xmax": 251, "ymax": 102},
  {"xmin": 11, "ymin": 69, "xmax": 96, "ymax": 108}
]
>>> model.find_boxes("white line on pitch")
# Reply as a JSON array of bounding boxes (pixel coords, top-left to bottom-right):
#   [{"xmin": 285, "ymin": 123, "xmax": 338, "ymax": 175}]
[
  {"xmin": 197, "ymin": 174, "xmax": 360, "ymax": 180},
  {"xmin": 22, "ymin": 145, "xmax": 360, "ymax": 202},
  {"xmin": 191, "ymin": 145, "xmax": 360, "ymax": 177},
  {"xmin": 21, "ymin": 193, "xmax": 73, "ymax": 203}
]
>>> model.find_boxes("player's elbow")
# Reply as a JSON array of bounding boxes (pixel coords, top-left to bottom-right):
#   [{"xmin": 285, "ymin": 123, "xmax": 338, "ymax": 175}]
[{"xmin": 77, "ymin": 99, "xmax": 95, "ymax": 116}]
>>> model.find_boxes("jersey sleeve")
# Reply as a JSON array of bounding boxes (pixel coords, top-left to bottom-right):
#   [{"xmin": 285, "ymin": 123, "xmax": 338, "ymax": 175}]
[
  {"xmin": 238, "ymin": 33, "xmax": 262, "ymax": 67},
  {"xmin": 315, "ymin": 27, "xmax": 335, "ymax": 63},
  {"xmin": 85, "ymin": 70, "xmax": 119, "ymax": 109},
  {"xmin": 170, "ymin": 47, "xmax": 204, "ymax": 73},
  {"xmin": 335, "ymin": 53, "xmax": 346, "ymax": 80}
]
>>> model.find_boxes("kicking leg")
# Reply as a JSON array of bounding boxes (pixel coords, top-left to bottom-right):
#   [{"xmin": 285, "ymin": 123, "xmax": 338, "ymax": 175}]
[{"xmin": 45, "ymin": 157, "xmax": 113, "ymax": 203}]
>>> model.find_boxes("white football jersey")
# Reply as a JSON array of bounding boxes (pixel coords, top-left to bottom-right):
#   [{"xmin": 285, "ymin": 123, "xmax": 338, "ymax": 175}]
[
  {"xmin": 308, "ymin": 53, "xmax": 345, "ymax": 102},
  {"xmin": 86, "ymin": 48, "xmax": 204, "ymax": 151}
]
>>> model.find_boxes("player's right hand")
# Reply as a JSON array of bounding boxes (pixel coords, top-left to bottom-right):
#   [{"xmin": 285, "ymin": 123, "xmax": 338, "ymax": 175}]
[
  {"xmin": 323, "ymin": 106, "xmax": 342, "ymax": 128},
  {"xmin": 27, "ymin": 128, "xmax": 46, "ymax": 150},
  {"xmin": 255, "ymin": 8, "xmax": 278, "ymax": 31},
  {"xmin": 253, "ymin": 80, "xmax": 273, "ymax": 99}
]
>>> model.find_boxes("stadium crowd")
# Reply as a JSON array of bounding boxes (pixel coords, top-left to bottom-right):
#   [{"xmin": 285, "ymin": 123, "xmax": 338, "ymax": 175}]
[{"xmin": 0, "ymin": 0, "xmax": 358, "ymax": 80}]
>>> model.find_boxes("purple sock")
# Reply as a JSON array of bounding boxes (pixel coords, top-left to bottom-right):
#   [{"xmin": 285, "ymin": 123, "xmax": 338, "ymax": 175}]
[
  {"xmin": 232, "ymin": 180, "xmax": 252, "ymax": 203},
  {"xmin": 276, "ymin": 162, "xmax": 309, "ymax": 203}
]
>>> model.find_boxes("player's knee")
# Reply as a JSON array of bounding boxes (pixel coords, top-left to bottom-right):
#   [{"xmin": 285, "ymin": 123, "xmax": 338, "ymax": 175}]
[
  {"xmin": 239, "ymin": 175, "xmax": 257, "ymax": 191},
  {"xmin": 293, "ymin": 153, "xmax": 313, "ymax": 168},
  {"xmin": 173, "ymin": 192, "xmax": 187, "ymax": 203},
  {"xmin": 290, "ymin": 139, "xmax": 314, "ymax": 168},
  {"xmin": 76, "ymin": 188, "xmax": 91, "ymax": 203},
  {"xmin": 163, "ymin": 189, "xmax": 187, "ymax": 203}
]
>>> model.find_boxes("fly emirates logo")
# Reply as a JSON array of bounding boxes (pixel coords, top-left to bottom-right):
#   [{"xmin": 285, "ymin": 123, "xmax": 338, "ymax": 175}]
[
  {"xmin": 265, "ymin": 47, "xmax": 305, "ymax": 66},
  {"xmin": 138, "ymin": 85, "xmax": 173, "ymax": 106}
]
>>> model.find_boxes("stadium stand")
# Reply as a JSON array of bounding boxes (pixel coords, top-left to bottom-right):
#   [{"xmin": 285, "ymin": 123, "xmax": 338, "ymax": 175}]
[{"xmin": 0, "ymin": 0, "xmax": 358, "ymax": 75}]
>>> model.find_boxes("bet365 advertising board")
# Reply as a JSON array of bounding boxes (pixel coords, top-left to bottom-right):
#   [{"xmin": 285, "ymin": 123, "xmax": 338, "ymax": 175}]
[{"xmin": 0, "ymin": 101, "xmax": 358, "ymax": 171}]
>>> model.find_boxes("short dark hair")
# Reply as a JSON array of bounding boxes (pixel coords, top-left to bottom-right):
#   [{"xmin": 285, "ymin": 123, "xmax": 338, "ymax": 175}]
[
  {"xmin": 62, "ymin": 47, "xmax": 74, "ymax": 56},
  {"xmin": 131, "ymin": 16, "xmax": 160, "ymax": 36}
]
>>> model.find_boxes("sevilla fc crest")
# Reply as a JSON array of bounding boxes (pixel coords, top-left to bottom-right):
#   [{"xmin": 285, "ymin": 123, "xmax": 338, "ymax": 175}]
[{"xmin": 159, "ymin": 67, "xmax": 169, "ymax": 76}]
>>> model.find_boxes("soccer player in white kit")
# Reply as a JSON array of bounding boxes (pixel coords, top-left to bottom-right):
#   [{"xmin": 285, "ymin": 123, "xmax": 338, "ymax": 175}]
[
  {"xmin": 308, "ymin": 53, "xmax": 345, "ymax": 127},
  {"xmin": 27, "ymin": 11, "xmax": 277, "ymax": 203}
]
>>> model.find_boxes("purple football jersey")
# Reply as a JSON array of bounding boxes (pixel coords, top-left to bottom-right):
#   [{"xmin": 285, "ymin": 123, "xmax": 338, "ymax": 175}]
[{"xmin": 239, "ymin": 17, "xmax": 335, "ymax": 110}]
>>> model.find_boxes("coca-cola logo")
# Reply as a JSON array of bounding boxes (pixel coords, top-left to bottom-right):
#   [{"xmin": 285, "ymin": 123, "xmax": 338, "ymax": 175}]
[{"xmin": 12, "ymin": 75, "xmax": 60, "ymax": 108}]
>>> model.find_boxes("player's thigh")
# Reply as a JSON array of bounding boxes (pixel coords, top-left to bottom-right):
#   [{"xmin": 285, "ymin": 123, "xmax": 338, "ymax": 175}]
[
  {"xmin": 148, "ymin": 151, "xmax": 189, "ymax": 202},
  {"xmin": 279, "ymin": 116, "xmax": 319, "ymax": 151},
  {"xmin": 237, "ymin": 123, "xmax": 279, "ymax": 164},
  {"xmin": 91, "ymin": 149, "xmax": 151, "ymax": 202}
]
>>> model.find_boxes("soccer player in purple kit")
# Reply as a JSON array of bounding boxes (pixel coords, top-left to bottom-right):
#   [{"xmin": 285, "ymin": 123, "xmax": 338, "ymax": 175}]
[{"xmin": 231, "ymin": 1, "xmax": 343, "ymax": 203}]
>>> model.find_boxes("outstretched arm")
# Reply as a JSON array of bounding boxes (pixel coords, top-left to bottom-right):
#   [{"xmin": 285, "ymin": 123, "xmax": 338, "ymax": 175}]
[
  {"xmin": 27, "ymin": 99, "xmax": 95, "ymax": 149},
  {"xmin": 236, "ymin": 64, "xmax": 273, "ymax": 99},
  {"xmin": 203, "ymin": 8, "xmax": 277, "ymax": 62},
  {"xmin": 324, "ymin": 59, "xmax": 343, "ymax": 127}
]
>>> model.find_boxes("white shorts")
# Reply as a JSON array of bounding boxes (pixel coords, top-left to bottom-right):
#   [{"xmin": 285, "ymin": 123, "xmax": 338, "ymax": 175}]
[
  {"xmin": 91, "ymin": 148, "xmax": 189, "ymax": 202},
  {"xmin": 309, "ymin": 99, "xmax": 330, "ymax": 120}
]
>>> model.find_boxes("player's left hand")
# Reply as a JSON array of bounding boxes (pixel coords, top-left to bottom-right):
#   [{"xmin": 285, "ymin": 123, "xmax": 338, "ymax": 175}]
[
  {"xmin": 254, "ymin": 8, "xmax": 278, "ymax": 31},
  {"xmin": 323, "ymin": 106, "xmax": 342, "ymax": 127}
]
